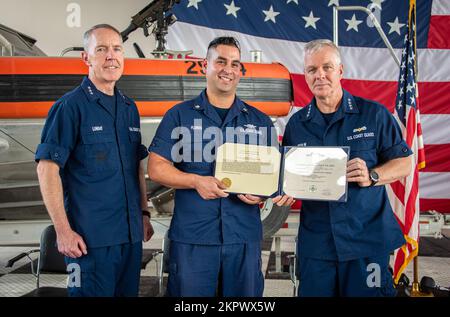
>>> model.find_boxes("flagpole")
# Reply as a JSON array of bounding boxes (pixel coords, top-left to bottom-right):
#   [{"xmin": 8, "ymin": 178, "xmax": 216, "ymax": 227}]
[
  {"xmin": 411, "ymin": 256, "xmax": 420, "ymax": 295},
  {"xmin": 410, "ymin": 256, "xmax": 433, "ymax": 296},
  {"xmin": 407, "ymin": 0, "xmax": 430, "ymax": 297}
]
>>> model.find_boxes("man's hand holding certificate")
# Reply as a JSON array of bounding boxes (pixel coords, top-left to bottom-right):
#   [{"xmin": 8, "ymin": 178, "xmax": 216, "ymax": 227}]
[{"xmin": 214, "ymin": 143, "xmax": 349, "ymax": 202}]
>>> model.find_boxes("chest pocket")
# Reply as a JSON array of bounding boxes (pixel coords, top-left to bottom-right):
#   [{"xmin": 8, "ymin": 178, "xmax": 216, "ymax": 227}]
[
  {"xmin": 125, "ymin": 131, "xmax": 141, "ymax": 170},
  {"xmin": 346, "ymin": 139, "xmax": 377, "ymax": 169},
  {"xmin": 81, "ymin": 127, "xmax": 118, "ymax": 173},
  {"xmin": 177, "ymin": 141, "xmax": 213, "ymax": 175},
  {"xmin": 129, "ymin": 131, "xmax": 141, "ymax": 143}
]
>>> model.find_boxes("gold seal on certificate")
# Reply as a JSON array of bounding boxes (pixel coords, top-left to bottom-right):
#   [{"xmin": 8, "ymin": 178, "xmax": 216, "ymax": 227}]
[{"xmin": 221, "ymin": 178, "xmax": 232, "ymax": 188}]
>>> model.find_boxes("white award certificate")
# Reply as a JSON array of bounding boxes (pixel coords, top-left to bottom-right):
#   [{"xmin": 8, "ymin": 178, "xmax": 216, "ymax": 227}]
[{"xmin": 282, "ymin": 146, "xmax": 349, "ymax": 201}]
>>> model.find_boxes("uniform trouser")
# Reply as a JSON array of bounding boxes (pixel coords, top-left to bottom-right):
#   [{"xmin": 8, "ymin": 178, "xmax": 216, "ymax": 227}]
[
  {"xmin": 166, "ymin": 241, "xmax": 264, "ymax": 297},
  {"xmin": 297, "ymin": 253, "xmax": 397, "ymax": 297},
  {"xmin": 66, "ymin": 241, "xmax": 142, "ymax": 297}
]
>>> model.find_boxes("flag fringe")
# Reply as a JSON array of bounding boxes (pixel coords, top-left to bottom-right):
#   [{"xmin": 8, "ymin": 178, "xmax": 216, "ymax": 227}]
[{"xmin": 394, "ymin": 234, "xmax": 419, "ymax": 284}]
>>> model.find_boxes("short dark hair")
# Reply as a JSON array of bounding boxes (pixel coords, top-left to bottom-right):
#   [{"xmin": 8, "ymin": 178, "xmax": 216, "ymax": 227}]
[
  {"xmin": 83, "ymin": 24, "xmax": 122, "ymax": 51},
  {"xmin": 206, "ymin": 36, "xmax": 241, "ymax": 60}
]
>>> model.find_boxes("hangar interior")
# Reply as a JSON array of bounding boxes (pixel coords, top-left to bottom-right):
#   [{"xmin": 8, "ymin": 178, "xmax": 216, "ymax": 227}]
[{"xmin": 0, "ymin": 0, "xmax": 449, "ymax": 297}]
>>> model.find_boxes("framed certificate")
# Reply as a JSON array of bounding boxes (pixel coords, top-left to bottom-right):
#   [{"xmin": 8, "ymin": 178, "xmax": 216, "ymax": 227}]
[
  {"xmin": 282, "ymin": 146, "xmax": 349, "ymax": 202},
  {"xmin": 214, "ymin": 143, "xmax": 281, "ymax": 197},
  {"xmin": 214, "ymin": 143, "xmax": 349, "ymax": 202}
]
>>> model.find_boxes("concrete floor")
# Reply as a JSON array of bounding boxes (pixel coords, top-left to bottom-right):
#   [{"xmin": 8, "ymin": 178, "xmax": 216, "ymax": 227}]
[{"xmin": 0, "ymin": 213, "xmax": 449, "ymax": 297}]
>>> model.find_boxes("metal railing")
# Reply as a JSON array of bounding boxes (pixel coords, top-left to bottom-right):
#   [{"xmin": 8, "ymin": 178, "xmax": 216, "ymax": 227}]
[{"xmin": 333, "ymin": 5, "xmax": 400, "ymax": 67}]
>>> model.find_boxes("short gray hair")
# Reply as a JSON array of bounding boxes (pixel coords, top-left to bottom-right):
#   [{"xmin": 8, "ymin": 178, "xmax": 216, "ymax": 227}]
[
  {"xmin": 83, "ymin": 24, "xmax": 122, "ymax": 51},
  {"xmin": 304, "ymin": 39, "xmax": 341, "ymax": 65}
]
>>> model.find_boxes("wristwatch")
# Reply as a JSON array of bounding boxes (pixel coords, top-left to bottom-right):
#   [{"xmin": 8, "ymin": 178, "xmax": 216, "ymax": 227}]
[
  {"xmin": 142, "ymin": 210, "xmax": 151, "ymax": 218},
  {"xmin": 369, "ymin": 169, "xmax": 379, "ymax": 187}
]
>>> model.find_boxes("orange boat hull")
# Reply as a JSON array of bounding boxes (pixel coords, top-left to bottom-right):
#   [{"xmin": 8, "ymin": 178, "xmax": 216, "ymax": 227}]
[{"xmin": 0, "ymin": 57, "xmax": 293, "ymax": 118}]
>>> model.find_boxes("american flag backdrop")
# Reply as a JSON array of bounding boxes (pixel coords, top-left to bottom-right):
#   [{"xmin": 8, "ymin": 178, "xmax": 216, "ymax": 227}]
[
  {"xmin": 387, "ymin": 0, "xmax": 424, "ymax": 283},
  {"xmin": 166, "ymin": 0, "xmax": 450, "ymax": 216}
]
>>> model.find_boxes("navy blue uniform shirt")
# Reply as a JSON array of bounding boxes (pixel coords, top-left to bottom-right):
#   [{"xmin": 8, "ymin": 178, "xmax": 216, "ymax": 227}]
[
  {"xmin": 149, "ymin": 90, "xmax": 278, "ymax": 245},
  {"xmin": 283, "ymin": 89, "xmax": 412, "ymax": 261},
  {"xmin": 35, "ymin": 77, "xmax": 148, "ymax": 248},
  {"xmin": 98, "ymin": 90, "xmax": 116, "ymax": 119}
]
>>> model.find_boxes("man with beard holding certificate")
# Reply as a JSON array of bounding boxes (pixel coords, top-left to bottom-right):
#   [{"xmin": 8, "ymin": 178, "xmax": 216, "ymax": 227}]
[{"xmin": 282, "ymin": 39, "xmax": 412, "ymax": 297}]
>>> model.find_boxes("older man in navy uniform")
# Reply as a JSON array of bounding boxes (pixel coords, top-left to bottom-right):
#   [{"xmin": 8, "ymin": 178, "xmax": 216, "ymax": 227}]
[
  {"xmin": 282, "ymin": 39, "xmax": 412, "ymax": 297},
  {"xmin": 148, "ymin": 37, "xmax": 294, "ymax": 296},
  {"xmin": 35, "ymin": 24, "xmax": 153, "ymax": 297}
]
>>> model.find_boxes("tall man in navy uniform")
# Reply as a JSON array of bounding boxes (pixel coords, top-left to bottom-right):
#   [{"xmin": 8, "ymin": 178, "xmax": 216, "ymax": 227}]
[
  {"xmin": 148, "ymin": 37, "xmax": 294, "ymax": 297},
  {"xmin": 36, "ymin": 24, "xmax": 154, "ymax": 297},
  {"xmin": 283, "ymin": 39, "xmax": 413, "ymax": 297}
]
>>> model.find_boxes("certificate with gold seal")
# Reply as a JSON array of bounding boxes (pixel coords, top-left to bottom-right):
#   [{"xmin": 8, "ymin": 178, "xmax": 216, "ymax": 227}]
[
  {"xmin": 214, "ymin": 143, "xmax": 349, "ymax": 201},
  {"xmin": 214, "ymin": 143, "xmax": 281, "ymax": 197}
]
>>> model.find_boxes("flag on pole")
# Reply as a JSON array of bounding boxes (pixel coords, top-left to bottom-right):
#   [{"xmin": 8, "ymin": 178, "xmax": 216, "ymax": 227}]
[{"xmin": 387, "ymin": 0, "xmax": 426, "ymax": 284}]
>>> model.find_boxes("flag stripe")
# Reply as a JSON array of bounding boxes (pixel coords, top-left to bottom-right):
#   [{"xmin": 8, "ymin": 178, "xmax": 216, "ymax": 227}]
[
  {"xmin": 394, "ymin": 248, "xmax": 406, "ymax": 271},
  {"xmin": 291, "ymin": 74, "xmax": 399, "ymax": 110},
  {"xmin": 421, "ymin": 115, "xmax": 450, "ymax": 144},
  {"xmin": 390, "ymin": 180, "xmax": 406, "ymax": 204},
  {"xmin": 422, "ymin": 144, "xmax": 450, "ymax": 172},
  {"xmin": 404, "ymin": 169, "xmax": 420, "ymax": 232},
  {"xmin": 427, "ymin": 16, "xmax": 450, "ymax": 49},
  {"xmin": 419, "ymin": 172, "xmax": 450, "ymax": 198},
  {"xmin": 420, "ymin": 198, "xmax": 450, "ymax": 212},
  {"xmin": 419, "ymin": 82, "xmax": 450, "ymax": 114},
  {"xmin": 291, "ymin": 76, "xmax": 450, "ymax": 116},
  {"xmin": 291, "ymin": 73, "xmax": 450, "ymax": 118},
  {"xmin": 417, "ymin": 49, "xmax": 450, "ymax": 82},
  {"xmin": 169, "ymin": 23, "xmax": 450, "ymax": 82},
  {"xmin": 431, "ymin": 0, "xmax": 450, "ymax": 15},
  {"xmin": 405, "ymin": 108, "xmax": 417, "ymax": 150}
]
